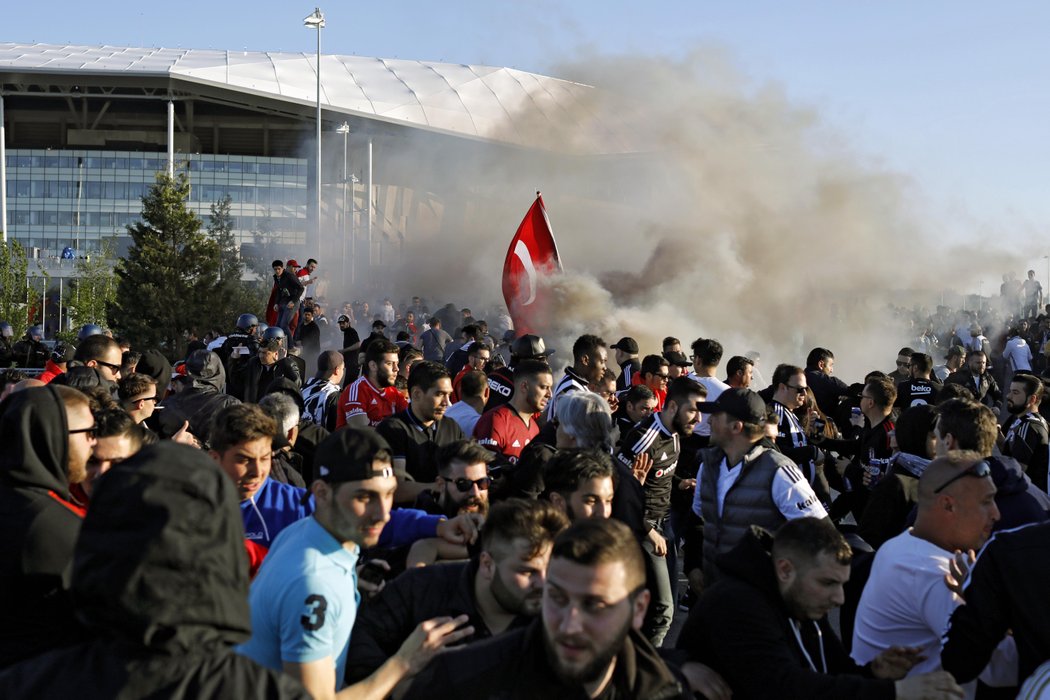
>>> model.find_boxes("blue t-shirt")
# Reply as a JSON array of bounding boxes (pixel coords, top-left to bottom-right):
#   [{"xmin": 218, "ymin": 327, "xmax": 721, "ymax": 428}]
[{"xmin": 238, "ymin": 516, "xmax": 360, "ymax": 688}]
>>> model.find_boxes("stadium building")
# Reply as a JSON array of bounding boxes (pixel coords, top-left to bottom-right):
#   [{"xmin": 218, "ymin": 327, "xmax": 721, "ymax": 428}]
[{"xmin": 0, "ymin": 42, "xmax": 615, "ymax": 288}]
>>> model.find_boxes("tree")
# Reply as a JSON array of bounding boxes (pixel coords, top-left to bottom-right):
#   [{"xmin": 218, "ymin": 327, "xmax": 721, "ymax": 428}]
[
  {"xmin": 110, "ymin": 172, "xmax": 222, "ymax": 358},
  {"xmin": 69, "ymin": 242, "xmax": 118, "ymax": 331},
  {"xmin": 208, "ymin": 194, "xmax": 268, "ymax": 327},
  {"xmin": 0, "ymin": 239, "xmax": 36, "ymax": 338}
]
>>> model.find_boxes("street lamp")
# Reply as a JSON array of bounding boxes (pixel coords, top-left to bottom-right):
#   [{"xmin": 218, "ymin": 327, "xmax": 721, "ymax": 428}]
[
  {"xmin": 336, "ymin": 121, "xmax": 350, "ymax": 285},
  {"xmin": 304, "ymin": 7, "xmax": 325, "ymax": 262}
]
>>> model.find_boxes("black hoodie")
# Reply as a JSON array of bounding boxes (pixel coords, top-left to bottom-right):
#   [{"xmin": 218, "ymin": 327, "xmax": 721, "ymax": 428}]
[
  {"xmin": 0, "ymin": 386, "xmax": 87, "ymax": 667},
  {"xmin": 677, "ymin": 526, "xmax": 895, "ymax": 700},
  {"xmin": 0, "ymin": 441, "xmax": 310, "ymax": 699},
  {"xmin": 404, "ymin": 618, "xmax": 687, "ymax": 700}
]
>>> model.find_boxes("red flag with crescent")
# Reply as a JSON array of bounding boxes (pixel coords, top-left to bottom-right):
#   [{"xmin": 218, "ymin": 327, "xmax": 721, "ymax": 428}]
[{"xmin": 502, "ymin": 192, "xmax": 562, "ymax": 336}]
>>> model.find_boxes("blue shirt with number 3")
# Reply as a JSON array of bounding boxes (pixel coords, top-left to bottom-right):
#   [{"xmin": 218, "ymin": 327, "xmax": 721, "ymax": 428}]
[{"xmin": 238, "ymin": 515, "xmax": 360, "ymax": 689}]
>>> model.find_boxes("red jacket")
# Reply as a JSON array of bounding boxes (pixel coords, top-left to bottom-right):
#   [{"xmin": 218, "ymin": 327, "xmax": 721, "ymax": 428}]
[{"xmin": 38, "ymin": 360, "xmax": 65, "ymax": 385}]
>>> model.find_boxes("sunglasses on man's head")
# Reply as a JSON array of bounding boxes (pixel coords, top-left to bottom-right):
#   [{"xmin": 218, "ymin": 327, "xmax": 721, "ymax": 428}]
[{"xmin": 933, "ymin": 460, "xmax": 992, "ymax": 494}]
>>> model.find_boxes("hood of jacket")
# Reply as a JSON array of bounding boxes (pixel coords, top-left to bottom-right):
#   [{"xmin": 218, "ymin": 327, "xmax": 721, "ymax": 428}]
[
  {"xmin": 186, "ymin": 349, "xmax": 226, "ymax": 394},
  {"xmin": 713, "ymin": 524, "xmax": 783, "ymax": 604},
  {"xmin": 0, "ymin": 385, "xmax": 72, "ymax": 499},
  {"xmin": 988, "ymin": 454, "xmax": 1032, "ymax": 497},
  {"xmin": 72, "ymin": 441, "xmax": 251, "ymax": 653}
]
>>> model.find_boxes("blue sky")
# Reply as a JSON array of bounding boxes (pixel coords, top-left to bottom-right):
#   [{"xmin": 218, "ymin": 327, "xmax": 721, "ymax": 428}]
[{"xmin": 7, "ymin": 1, "xmax": 1050, "ymax": 277}]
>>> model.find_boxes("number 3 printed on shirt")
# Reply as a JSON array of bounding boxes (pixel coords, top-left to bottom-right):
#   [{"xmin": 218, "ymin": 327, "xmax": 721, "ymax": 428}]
[{"xmin": 300, "ymin": 594, "xmax": 328, "ymax": 631}]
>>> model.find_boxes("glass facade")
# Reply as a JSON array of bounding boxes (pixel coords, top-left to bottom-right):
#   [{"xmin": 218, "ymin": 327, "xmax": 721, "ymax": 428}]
[{"xmin": 4, "ymin": 149, "xmax": 309, "ymax": 256}]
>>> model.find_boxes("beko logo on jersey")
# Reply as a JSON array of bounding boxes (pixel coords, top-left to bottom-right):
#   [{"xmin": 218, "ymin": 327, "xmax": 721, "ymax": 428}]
[{"xmin": 488, "ymin": 380, "xmax": 512, "ymax": 397}]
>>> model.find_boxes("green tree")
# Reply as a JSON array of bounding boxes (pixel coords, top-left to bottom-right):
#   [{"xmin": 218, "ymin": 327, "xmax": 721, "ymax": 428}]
[
  {"xmin": 208, "ymin": 194, "xmax": 268, "ymax": 326},
  {"xmin": 110, "ymin": 172, "xmax": 222, "ymax": 358},
  {"xmin": 69, "ymin": 241, "xmax": 118, "ymax": 330},
  {"xmin": 0, "ymin": 239, "xmax": 34, "ymax": 337}
]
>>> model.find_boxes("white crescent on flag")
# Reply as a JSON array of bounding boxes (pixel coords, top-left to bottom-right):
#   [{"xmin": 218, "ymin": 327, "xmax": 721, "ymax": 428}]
[{"xmin": 513, "ymin": 240, "xmax": 538, "ymax": 306}]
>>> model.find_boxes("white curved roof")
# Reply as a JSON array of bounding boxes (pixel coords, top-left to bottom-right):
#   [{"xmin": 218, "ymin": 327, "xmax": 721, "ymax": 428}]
[{"xmin": 0, "ymin": 42, "xmax": 622, "ymax": 151}]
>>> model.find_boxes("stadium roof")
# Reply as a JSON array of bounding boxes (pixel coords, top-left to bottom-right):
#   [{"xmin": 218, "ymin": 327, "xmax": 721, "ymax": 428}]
[{"xmin": 0, "ymin": 42, "xmax": 624, "ymax": 151}]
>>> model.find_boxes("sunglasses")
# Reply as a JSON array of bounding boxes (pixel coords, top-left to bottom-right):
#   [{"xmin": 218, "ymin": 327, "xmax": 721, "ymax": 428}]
[
  {"xmin": 94, "ymin": 359, "xmax": 122, "ymax": 374},
  {"xmin": 69, "ymin": 425, "xmax": 96, "ymax": 439},
  {"xmin": 138, "ymin": 396, "xmax": 159, "ymax": 403},
  {"xmin": 452, "ymin": 476, "xmax": 491, "ymax": 493},
  {"xmin": 785, "ymin": 384, "xmax": 807, "ymax": 394},
  {"xmin": 933, "ymin": 460, "xmax": 992, "ymax": 494}
]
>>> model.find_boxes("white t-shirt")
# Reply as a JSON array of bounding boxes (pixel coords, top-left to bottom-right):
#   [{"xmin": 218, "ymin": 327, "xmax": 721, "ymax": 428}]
[
  {"xmin": 697, "ymin": 454, "xmax": 827, "ymax": 520},
  {"xmin": 852, "ymin": 530, "xmax": 1017, "ymax": 692},
  {"xmin": 689, "ymin": 374, "xmax": 730, "ymax": 437}
]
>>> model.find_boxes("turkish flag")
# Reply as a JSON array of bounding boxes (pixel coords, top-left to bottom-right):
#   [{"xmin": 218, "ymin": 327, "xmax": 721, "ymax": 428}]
[{"xmin": 502, "ymin": 193, "xmax": 562, "ymax": 336}]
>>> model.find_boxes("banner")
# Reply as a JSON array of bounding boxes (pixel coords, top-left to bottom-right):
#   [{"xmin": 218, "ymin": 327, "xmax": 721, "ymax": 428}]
[{"xmin": 502, "ymin": 192, "xmax": 562, "ymax": 336}]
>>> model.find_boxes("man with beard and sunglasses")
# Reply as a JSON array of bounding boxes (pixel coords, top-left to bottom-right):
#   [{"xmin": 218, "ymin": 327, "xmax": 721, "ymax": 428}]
[
  {"xmin": 346, "ymin": 499, "xmax": 568, "ymax": 685},
  {"xmin": 404, "ymin": 517, "xmax": 693, "ymax": 700},
  {"xmin": 414, "ymin": 440, "xmax": 493, "ymax": 518}
]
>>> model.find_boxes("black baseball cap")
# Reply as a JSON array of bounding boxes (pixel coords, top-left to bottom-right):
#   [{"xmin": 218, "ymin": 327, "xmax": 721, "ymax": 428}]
[
  {"xmin": 511, "ymin": 334, "xmax": 555, "ymax": 359},
  {"xmin": 302, "ymin": 429, "xmax": 394, "ymax": 503},
  {"xmin": 663, "ymin": 350, "xmax": 691, "ymax": 367},
  {"xmin": 314, "ymin": 429, "xmax": 394, "ymax": 483},
  {"xmin": 696, "ymin": 388, "xmax": 768, "ymax": 424},
  {"xmin": 337, "ymin": 314, "xmax": 350, "ymax": 323},
  {"xmin": 611, "ymin": 337, "xmax": 639, "ymax": 354}
]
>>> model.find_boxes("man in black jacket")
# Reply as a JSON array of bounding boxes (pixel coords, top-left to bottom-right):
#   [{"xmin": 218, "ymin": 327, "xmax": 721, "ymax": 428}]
[
  {"xmin": 941, "ymin": 520, "xmax": 1050, "ymax": 686},
  {"xmin": 945, "ymin": 350, "xmax": 1002, "ymax": 412},
  {"xmin": 275, "ymin": 259, "xmax": 305, "ymax": 334},
  {"xmin": 229, "ymin": 339, "xmax": 300, "ymax": 404},
  {"xmin": 404, "ymin": 518, "xmax": 692, "ymax": 700},
  {"xmin": 805, "ymin": 347, "xmax": 851, "ymax": 418},
  {"xmin": 346, "ymin": 499, "xmax": 567, "ymax": 684},
  {"xmin": 158, "ymin": 350, "xmax": 239, "ymax": 445},
  {"xmin": 678, "ymin": 518, "xmax": 964, "ymax": 700},
  {"xmin": 0, "ymin": 385, "xmax": 96, "ymax": 667},
  {"xmin": 0, "ymin": 441, "xmax": 312, "ymax": 698}
]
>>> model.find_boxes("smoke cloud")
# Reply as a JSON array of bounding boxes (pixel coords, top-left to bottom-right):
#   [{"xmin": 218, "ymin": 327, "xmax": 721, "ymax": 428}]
[{"xmin": 320, "ymin": 47, "xmax": 1029, "ymax": 384}]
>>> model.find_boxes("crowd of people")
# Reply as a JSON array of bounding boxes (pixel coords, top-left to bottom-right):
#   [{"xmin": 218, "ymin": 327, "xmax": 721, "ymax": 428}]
[{"xmin": 2, "ymin": 259, "xmax": 1050, "ymax": 699}]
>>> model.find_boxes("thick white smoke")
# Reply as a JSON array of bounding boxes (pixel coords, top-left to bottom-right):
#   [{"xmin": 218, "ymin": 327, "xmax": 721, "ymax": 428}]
[{"xmin": 323, "ymin": 48, "xmax": 1029, "ymax": 383}]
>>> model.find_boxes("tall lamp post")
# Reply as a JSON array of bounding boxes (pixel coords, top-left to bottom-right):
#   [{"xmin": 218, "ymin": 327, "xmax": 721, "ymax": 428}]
[
  {"xmin": 336, "ymin": 121, "xmax": 350, "ymax": 285},
  {"xmin": 304, "ymin": 7, "xmax": 325, "ymax": 261}
]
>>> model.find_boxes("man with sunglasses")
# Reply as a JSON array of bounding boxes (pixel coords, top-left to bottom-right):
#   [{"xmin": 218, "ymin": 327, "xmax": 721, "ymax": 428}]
[
  {"xmin": 414, "ymin": 440, "xmax": 493, "ymax": 518},
  {"xmin": 117, "ymin": 372, "xmax": 160, "ymax": 426},
  {"xmin": 639, "ymin": 354, "xmax": 670, "ymax": 411},
  {"xmin": 852, "ymin": 452, "xmax": 1013, "ymax": 691},
  {"xmin": 73, "ymin": 334, "xmax": 123, "ymax": 385},
  {"xmin": 0, "ymin": 385, "xmax": 97, "ymax": 667},
  {"xmin": 770, "ymin": 364, "xmax": 826, "ymax": 481}
]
